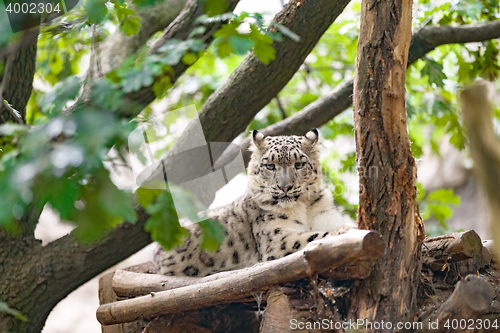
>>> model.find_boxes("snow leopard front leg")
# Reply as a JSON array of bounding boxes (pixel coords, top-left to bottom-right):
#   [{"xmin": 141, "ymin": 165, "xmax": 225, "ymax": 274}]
[{"xmin": 254, "ymin": 225, "xmax": 337, "ymax": 261}]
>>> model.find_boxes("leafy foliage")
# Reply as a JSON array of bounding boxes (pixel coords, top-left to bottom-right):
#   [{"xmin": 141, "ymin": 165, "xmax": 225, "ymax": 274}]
[
  {"xmin": 417, "ymin": 185, "xmax": 461, "ymax": 236},
  {"xmin": 143, "ymin": 190, "xmax": 189, "ymax": 250},
  {"xmin": 1, "ymin": 0, "xmax": 500, "ymax": 254}
]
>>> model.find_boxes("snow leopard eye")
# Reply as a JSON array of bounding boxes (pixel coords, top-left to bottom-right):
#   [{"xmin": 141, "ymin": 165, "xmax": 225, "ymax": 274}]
[
  {"xmin": 265, "ymin": 164, "xmax": 275, "ymax": 170},
  {"xmin": 295, "ymin": 162, "xmax": 305, "ymax": 169}
]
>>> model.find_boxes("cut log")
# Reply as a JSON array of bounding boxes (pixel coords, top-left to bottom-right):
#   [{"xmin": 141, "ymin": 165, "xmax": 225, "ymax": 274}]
[
  {"xmin": 422, "ymin": 230, "xmax": 483, "ymax": 271},
  {"xmin": 457, "ymin": 243, "xmax": 492, "ymax": 276},
  {"xmin": 416, "ymin": 275, "xmax": 494, "ymax": 332},
  {"xmin": 482, "ymin": 240, "xmax": 498, "ymax": 264},
  {"xmin": 260, "ymin": 287, "xmax": 292, "ymax": 333},
  {"xmin": 112, "ymin": 259, "xmax": 375, "ymax": 298},
  {"xmin": 98, "ymin": 262, "xmax": 157, "ymax": 333},
  {"xmin": 97, "ymin": 229, "xmax": 384, "ymax": 325}
]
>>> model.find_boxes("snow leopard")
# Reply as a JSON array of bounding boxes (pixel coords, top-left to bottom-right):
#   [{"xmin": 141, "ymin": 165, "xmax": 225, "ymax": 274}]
[{"xmin": 154, "ymin": 129, "xmax": 350, "ymax": 277}]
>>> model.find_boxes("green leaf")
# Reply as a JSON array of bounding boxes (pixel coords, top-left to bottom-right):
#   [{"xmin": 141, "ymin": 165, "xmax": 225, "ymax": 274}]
[
  {"xmin": 229, "ymin": 36, "xmax": 254, "ymax": 55},
  {"xmin": 203, "ymin": 0, "xmax": 228, "ymax": 16},
  {"xmin": 158, "ymin": 40, "xmax": 190, "ymax": 65},
  {"xmin": 131, "ymin": 0, "xmax": 163, "ymax": 7},
  {"xmin": 35, "ymin": 174, "xmax": 81, "ymax": 221},
  {"xmin": 85, "ymin": 0, "xmax": 109, "ymax": 24},
  {"xmin": 40, "ymin": 76, "xmax": 82, "ymax": 114},
  {"xmin": 152, "ymin": 75, "xmax": 173, "ymax": 98},
  {"xmin": 249, "ymin": 26, "xmax": 275, "ymax": 64},
  {"xmin": 428, "ymin": 203, "xmax": 453, "ymax": 227},
  {"xmin": 72, "ymin": 170, "xmax": 137, "ymax": 242},
  {"xmin": 121, "ymin": 67, "xmax": 155, "ymax": 93},
  {"xmin": 481, "ymin": 40, "xmax": 500, "ymax": 81},
  {"xmin": 0, "ymin": 301, "xmax": 27, "ymax": 322},
  {"xmin": 428, "ymin": 188, "xmax": 461, "ymax": 205},
  {"xmin": 340, "ymin": 152, "xmax": 356, "ymax": 173},
  {"xmin": 214, "ymin": 38, "xmax": 232, "ymax": 58},
  {"xmin": 182, "ymin": 53, "xmax": 198, "ymax": 65},
  {"xmin": 0, "ymin": 123, "xmax": 29, "ymax": 136},
  {"xmin": 89, "ymin": 79, "xmax": 125, "ymax": 111},
  {"xmin": 136, "ymin": 187, "xmax": 162, "ymax": 208},
  {"xmin": 189, "ymin": 26, "xmax": 206, "ymax": 38},
  {"xmin": 422, "ymin": 57, "xmax": 447, "ymax": 88},
  {"xmin": 416, "ymin": 183, "xmax": 426, "ymax": 202},
  {"xmin": 198, "ymin": 218, "xmax": 225, "ymax": 252},
  {"xmin": 169, "ymin": 186, "xmax": 207, "ymax": 222},
  {"xmin": 145, "ymin": 191, "xmax": 189, "ymax": 250},
  {"xmin": 121, "ymin": 16, "xmax": 142, "ymax": 36}
]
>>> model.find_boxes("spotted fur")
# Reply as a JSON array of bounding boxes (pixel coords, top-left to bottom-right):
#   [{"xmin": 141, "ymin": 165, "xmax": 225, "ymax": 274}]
[{"xmin": 154, "ymin": 129, "xmax": 351, "ymax": 277}]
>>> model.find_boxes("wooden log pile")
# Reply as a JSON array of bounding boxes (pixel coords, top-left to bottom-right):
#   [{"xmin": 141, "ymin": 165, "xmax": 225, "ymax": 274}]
[{"xmin": 97, "ymin": 229, "xmax": 499, "ymax": 332}]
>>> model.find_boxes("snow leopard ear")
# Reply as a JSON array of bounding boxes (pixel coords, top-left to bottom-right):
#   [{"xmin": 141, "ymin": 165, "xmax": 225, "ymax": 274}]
[
  {"xmin": 302, "ymin": 129, "xmax": 319, "ymax": 148},
  {"xmin": 251, "ymin": 130, "xmax": 266, "ymax": 150}
]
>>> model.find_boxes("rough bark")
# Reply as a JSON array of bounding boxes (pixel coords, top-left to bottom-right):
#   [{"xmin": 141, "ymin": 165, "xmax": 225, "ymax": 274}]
[
  {"xmin": 348, "ymin": 0, "xmax": 424, "ymax": 327},
  {"xmin": 96, "ymin": 229, "xmax": 384, "ymax": 325},
  {"xmin": 214, "ymin": 20, "xmax": 500, "ymax": 169},
  {"xmin": 0, "ymin": 207, "xmax": 151, "ymax": 333},
  {"xmin": 0, "ymin": 30, "xmax": 38, "ymax": 124}
]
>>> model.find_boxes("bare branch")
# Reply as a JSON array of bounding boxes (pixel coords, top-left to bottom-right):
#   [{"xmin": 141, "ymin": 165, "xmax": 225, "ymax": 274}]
[
  {"xmin": 409, "ymin": 20, "xmax": 500, "ymax": 64},
  {"xmin": 214, "ymin": 20, "xmax": 500, "ymax": 169}
]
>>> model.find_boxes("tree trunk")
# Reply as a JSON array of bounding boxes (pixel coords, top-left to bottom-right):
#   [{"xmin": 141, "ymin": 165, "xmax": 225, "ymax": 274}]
[
  {"xmin": 0, "ymin": 209, "xmax": 152, "ymax": 333},
  {"xmin": 348, "ymin": 0, "xmax": 424, "ymax": 328},
  {"xmin": 0, "ymin": 30, "xmax": 38, "ymax": 124}
]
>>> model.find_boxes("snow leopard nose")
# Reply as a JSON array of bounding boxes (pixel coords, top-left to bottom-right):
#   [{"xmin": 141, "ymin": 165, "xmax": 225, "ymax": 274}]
[{"xmin": 279, "ymin": 184, "xmax": 293, "ymax": 194}]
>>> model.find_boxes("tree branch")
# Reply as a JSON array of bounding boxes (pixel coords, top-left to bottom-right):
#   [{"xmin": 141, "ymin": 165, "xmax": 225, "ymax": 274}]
[
  {"xmin": 0, "ymin": 54, "xmax": 23, "ymax": 123},
  {"xmin": 105, "ymin": 0, "xmax": 240, "ymax": 119},
  {"xmin": 409, "ymin": 20, "xmax": 500, "ymax": 64},
  {"xmin": 0, "ymin": 206, "xmax": 152, "ymax": 332},
  {"xmin": 98, "ymin": 0, "xmax": 188, "ymax": 74},
  {"xmin": 214, "ymin": 20, "xmax": 500, "ymax": 169},
  {"xmin": 43, "ymin": 206, "xmax": 152, "ymax": 299},
  {"xmin": 96, "ymin": 229, "xmax": 384, "ymax": 325},
  {"xmin": 0, "ymin": 30, "xmax": 38, "ymax": 124},
  {"xmin": 144, "ymin": 0, "xmax": 352, "ymax": 188}
]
